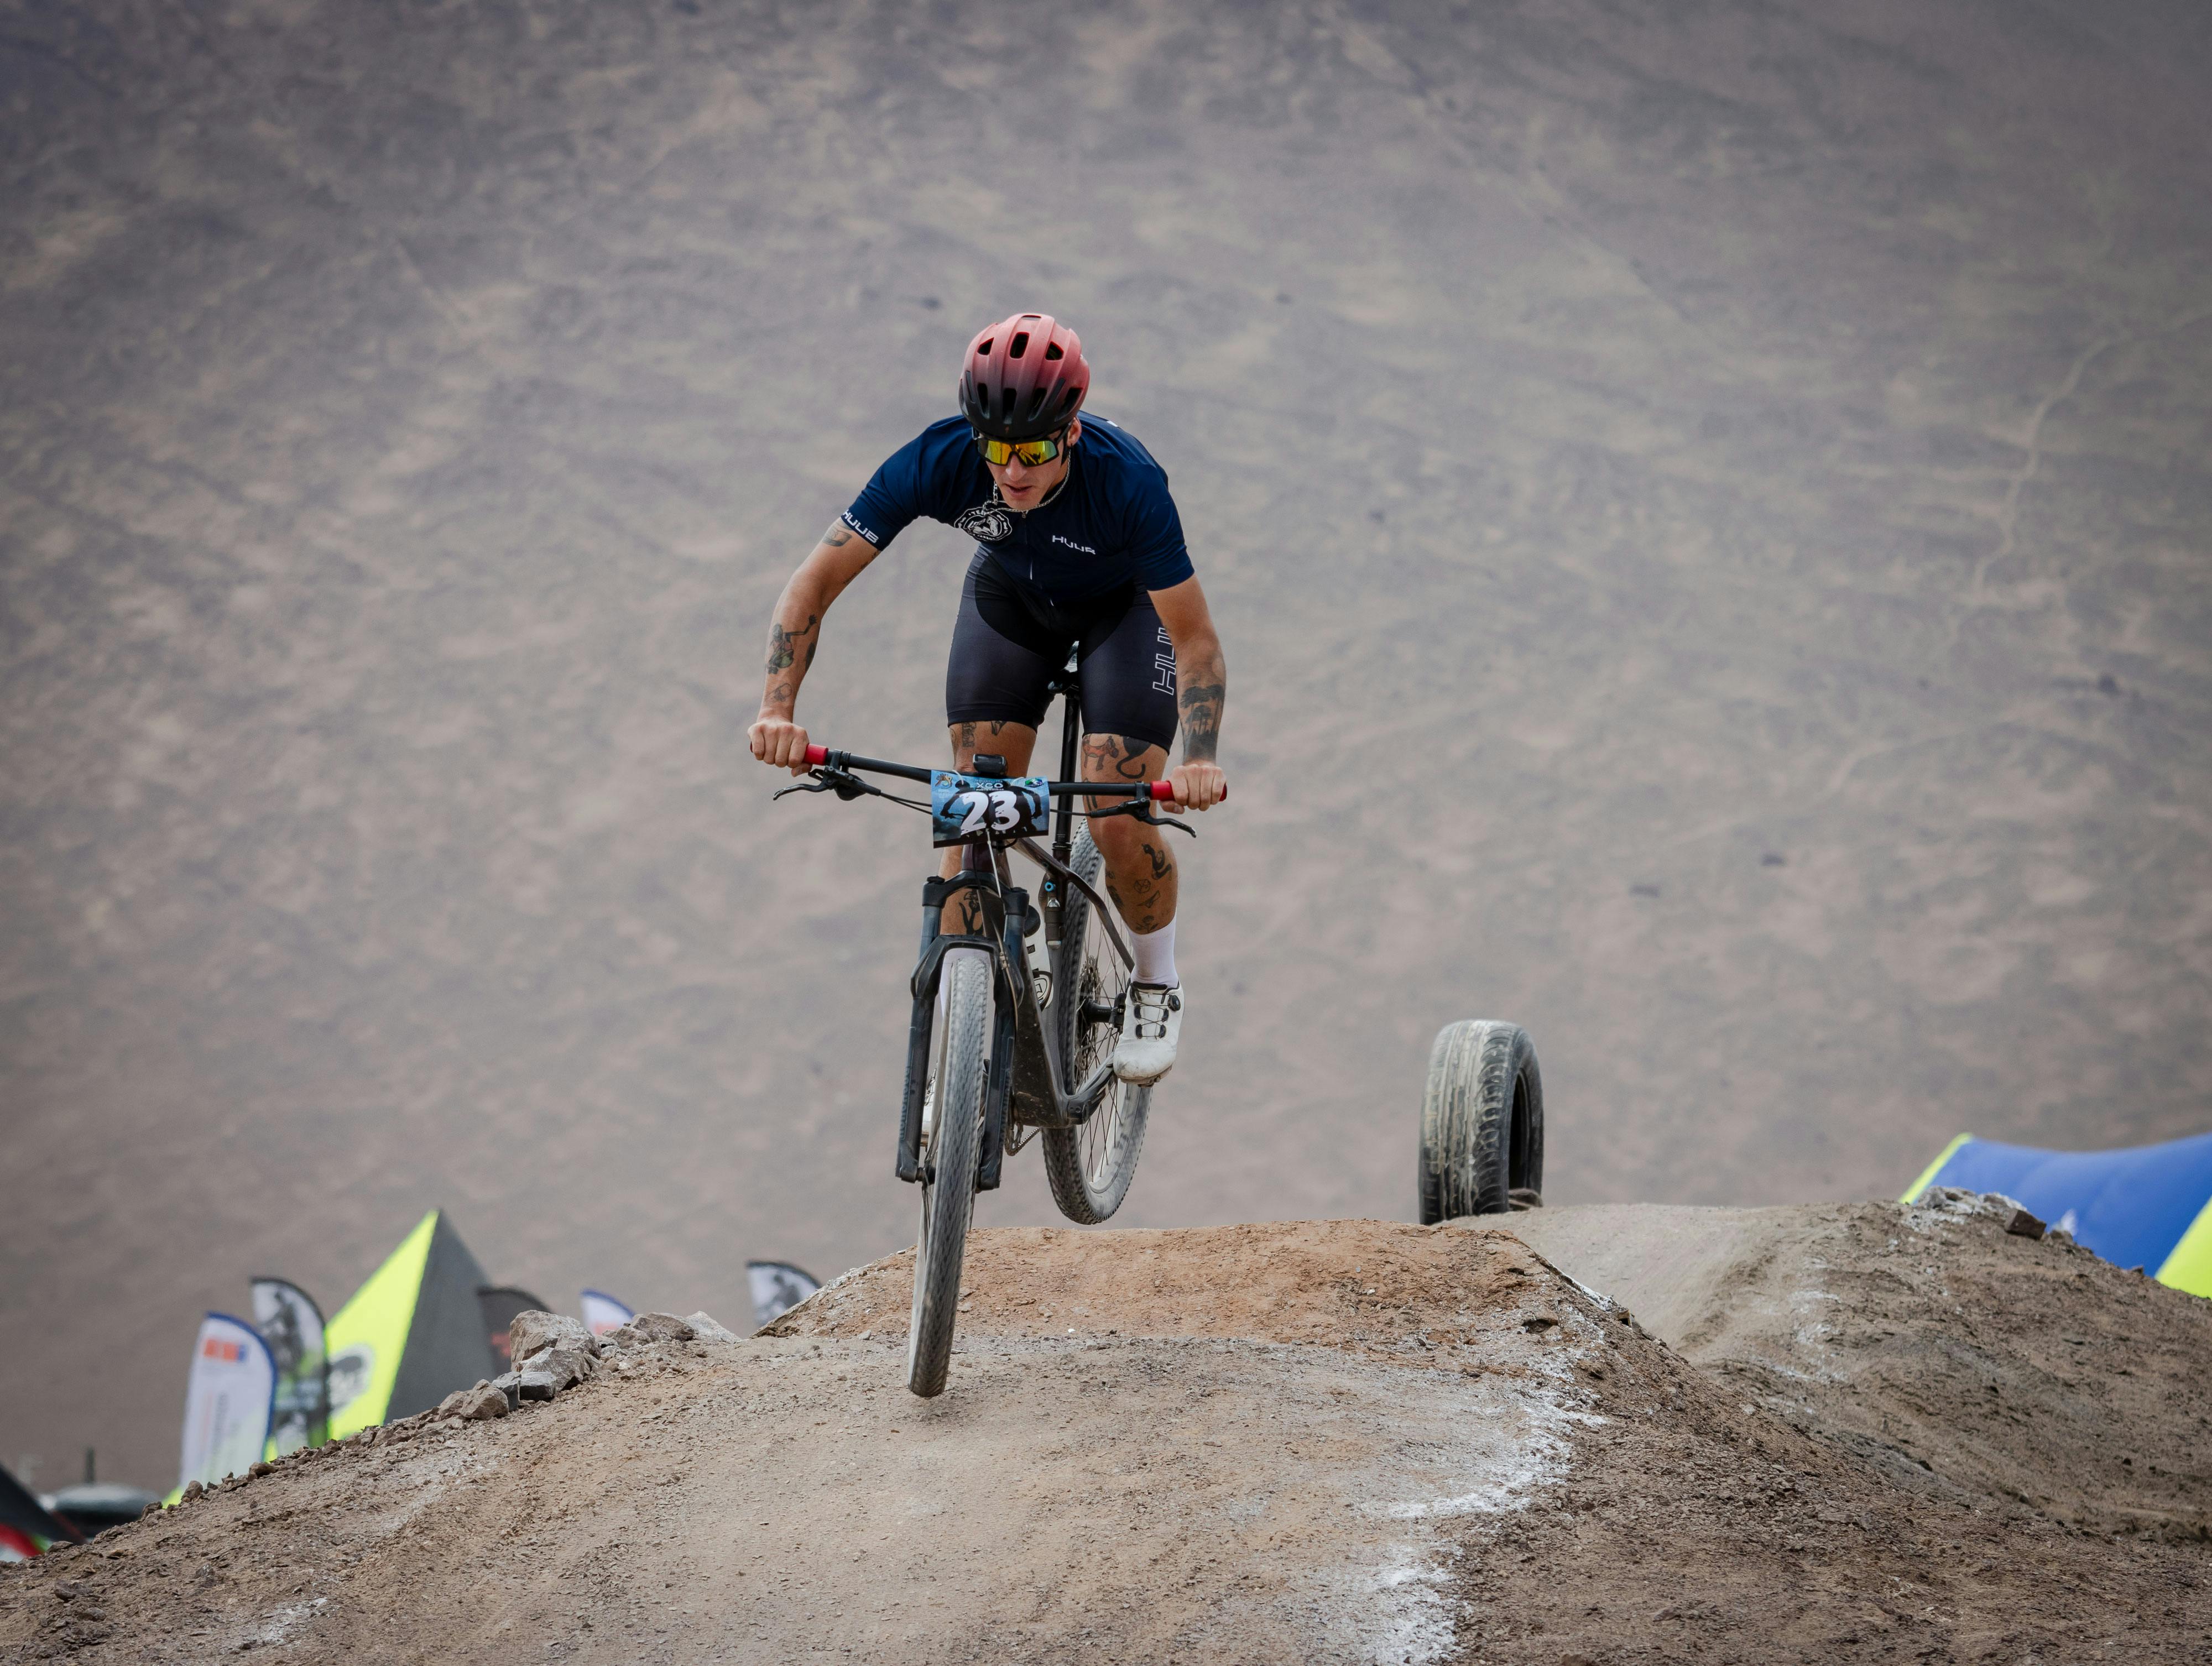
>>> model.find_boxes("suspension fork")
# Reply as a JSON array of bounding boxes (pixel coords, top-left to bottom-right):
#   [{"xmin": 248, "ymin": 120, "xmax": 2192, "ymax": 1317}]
[
  {"xmin": 968, "ymin": 837, "xmax": 1016, "ymax": 1193},
  {"xmin": 896, "ymin": 838, "xmax": 1001, "ymax": 1185},
  {"xmin": 896, "ymin": 870, "xmax": 946, "ymax": 1184}
]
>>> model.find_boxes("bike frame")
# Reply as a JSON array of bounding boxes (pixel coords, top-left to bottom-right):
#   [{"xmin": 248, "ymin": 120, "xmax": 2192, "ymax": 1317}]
[
  {"xmin": 894, "ymin": 672, "xmax": 1138, "ymax": 1193},
  {"xmin": 782, "ymin": 666, "xmax": 1203, "ymax": 1197}
]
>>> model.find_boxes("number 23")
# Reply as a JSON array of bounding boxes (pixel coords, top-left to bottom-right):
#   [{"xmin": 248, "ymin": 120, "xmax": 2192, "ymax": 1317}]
[{"xmin": 955, "ymin": 789, "xmax": 1024, "ymax": 834}]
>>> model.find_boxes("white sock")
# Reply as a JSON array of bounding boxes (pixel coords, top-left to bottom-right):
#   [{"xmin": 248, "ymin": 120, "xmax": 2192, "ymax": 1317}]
[{"xmin": 1130, "ymin": 920, "xmax": 1177, "ymax": 988}]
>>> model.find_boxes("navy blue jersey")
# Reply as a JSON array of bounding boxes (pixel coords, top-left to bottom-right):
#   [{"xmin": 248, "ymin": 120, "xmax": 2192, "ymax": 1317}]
[{"xmin": 842, "ymin": 414, "xmax": 1193, "ymax": 608}]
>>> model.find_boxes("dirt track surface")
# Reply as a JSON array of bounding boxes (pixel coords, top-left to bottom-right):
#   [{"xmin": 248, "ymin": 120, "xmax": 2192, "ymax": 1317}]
[
  {"xmin": 1511, "ymin": 1191, "xmax": 2212, "ymax": 1538},
  {"xmin": 4, "ymin": 1211, "xmax": 2205, "ymax": 1664}
]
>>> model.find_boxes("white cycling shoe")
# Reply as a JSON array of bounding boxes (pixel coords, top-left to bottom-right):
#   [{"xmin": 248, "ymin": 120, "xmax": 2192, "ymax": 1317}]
[{"xmin": 1112, "ymin": 982, "xmax": 1183, "ymax": 1085}]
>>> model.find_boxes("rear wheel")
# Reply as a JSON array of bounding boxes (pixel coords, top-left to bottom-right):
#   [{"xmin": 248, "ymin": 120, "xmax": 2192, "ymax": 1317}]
[
  {"xmin": 1417, "ymin": 1020, "xmax": 1544, "ymax": 1224},
  {"xmin": 1042, "ymin": 833, "xmax": 1151, "ymax": 1224},
  {"xmin": 908, "ymin": 948, "xmax": 991, "ymax": 1397}
]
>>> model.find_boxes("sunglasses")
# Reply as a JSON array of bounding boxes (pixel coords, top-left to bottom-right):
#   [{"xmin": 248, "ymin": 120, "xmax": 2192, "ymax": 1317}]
[{"xmin": 972, "ymin": 427, "xmax": 1071, "ymax": 468}]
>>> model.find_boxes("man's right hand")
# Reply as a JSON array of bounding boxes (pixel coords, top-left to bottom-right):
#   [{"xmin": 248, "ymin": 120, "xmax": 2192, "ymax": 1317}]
[{"xmin": 750, "ymin": 714, "xmax": 813, "ymax": 775}]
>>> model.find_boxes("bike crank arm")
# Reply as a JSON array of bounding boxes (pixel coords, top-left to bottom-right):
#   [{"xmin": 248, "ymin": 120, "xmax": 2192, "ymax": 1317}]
[
  {"xmin": 1058, "ymin": 1058, "xmax": 1119, "ymax": 1126},
  {"xmin": 1004, "ymin": 1061, "xmax": 1117, "ymax": 1131}
]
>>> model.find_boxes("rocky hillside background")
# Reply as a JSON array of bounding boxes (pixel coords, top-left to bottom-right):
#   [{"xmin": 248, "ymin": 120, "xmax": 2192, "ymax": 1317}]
[{"xmin": 3, "ymin": 0, "xmax": 2209, "ymax": 1487}]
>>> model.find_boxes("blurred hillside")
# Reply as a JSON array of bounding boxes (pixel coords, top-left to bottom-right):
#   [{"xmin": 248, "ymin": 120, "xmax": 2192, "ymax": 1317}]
[{"xmin": 2, "ymin": 0, "xmax": 2208, "ymax": 1487}]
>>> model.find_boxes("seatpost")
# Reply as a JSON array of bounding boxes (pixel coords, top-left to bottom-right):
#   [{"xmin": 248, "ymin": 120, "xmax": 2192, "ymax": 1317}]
[{"xmin": 1044, "ymin": 655, "xmax": 1081, "ymax": 950}]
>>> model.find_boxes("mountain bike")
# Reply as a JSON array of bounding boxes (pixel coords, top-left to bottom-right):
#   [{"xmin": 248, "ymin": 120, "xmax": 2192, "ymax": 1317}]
[{"xmin": 771, "ymin": 665, "xmax": 1218, "ymax": 1396}]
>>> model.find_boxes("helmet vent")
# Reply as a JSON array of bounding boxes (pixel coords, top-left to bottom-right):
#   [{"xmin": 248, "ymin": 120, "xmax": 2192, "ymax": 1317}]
[
  {"xmin": 999, "ymin": 386, "xmax": 1015, "ymax": 419},
  {"xmin": 1044, "ymin": 342, "xmax": 1063, "ymax": 360},
  {"xmin": 977, "ymin": 340, "xmax": 993, "ymax": 356},
  {"xmin": 1009, "ymin": 331, "xmax": 1030, "ymax": 359},
  {"xmin": 1057, "ymin": 387, "xmax": 1080, "ymax": 416},
  {"xmin": 1025, "ymin": 386, "xmax": 1048, "ymax": 421}
]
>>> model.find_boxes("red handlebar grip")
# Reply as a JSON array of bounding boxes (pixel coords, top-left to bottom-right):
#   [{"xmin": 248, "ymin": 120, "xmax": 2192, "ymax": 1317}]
[
  {"xmin": 805, "ymin": 744, "xmax": 828, "ymax": 765},
  {"xmin": 1144, "ymin": 778, "xmax": 1226, "ymax": 803}
]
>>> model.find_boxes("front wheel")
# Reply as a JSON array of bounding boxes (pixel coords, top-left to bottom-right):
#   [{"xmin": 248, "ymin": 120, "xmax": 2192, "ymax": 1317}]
[
  {"xmin": 908, "ymin": 948, "xmax": 992, "ymax": 1397},
  {"xmin": 1042, "ymin": 833, "xmax": 1151, "ymax": 1224},
  {"xmin": 1417, "ymin": 1020, "xmax": 1544, "ymax": 1224}
]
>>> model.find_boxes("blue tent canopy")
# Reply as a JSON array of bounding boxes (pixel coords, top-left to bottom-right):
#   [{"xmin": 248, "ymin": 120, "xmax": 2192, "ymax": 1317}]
[{"xmin": 1903, "ymin": 1130, "xmax": 2212, "ymax": 1296}]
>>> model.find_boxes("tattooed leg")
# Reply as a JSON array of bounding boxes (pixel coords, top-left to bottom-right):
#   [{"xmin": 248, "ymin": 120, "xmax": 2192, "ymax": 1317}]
[
  {"xmin": 937, "ymin": 720, "xmax": 1038, "ymax": 932},
  {"xmin": 1081, "ymin": 734, "xmax": 1177, "ymax": 933}
]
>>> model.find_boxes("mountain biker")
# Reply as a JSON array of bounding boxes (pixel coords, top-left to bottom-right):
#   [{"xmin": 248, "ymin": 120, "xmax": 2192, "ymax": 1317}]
[{"xmin": 749, "ymin": 312, "xmax": 1227, "ymax": 1084}]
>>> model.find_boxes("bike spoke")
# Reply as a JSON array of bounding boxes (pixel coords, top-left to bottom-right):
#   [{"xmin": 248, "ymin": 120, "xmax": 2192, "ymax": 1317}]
[
  {"xmin": 1042, "ymin": 833, "xmax": 1151, "ymax": 1226},
  {"xmin": 1076, "ymin": 902, "xmax": 1125, "ymax": 1186}
]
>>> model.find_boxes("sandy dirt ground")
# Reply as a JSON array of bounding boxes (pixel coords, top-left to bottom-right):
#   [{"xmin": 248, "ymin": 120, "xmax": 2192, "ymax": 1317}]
[
  {"xmin": 5, "ymin": 0, "xmax": 2211, "ymax": 1490},
  {"xmin": 2, "ymin": 1206, "xmax": 2204, "ymax": 1663},
  {"xmin": 1510, "ymin": 1190, "xmax": 2212, "ymax": 1538}
]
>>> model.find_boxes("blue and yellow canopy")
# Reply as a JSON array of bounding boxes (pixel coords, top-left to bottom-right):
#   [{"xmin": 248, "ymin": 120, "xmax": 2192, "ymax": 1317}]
[{"xmin": 1903, "ymin": 1130, "xmax": 2212, "ymax": 1297}]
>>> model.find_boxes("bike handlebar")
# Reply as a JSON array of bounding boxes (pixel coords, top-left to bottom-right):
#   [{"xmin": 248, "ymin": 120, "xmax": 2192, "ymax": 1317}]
[{"xmin": 800, "ymin": 744, "xmax": 1218, "ymax": 802}]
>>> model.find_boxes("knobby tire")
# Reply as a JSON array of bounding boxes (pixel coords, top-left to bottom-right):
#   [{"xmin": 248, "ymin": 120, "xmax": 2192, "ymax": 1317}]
[
  {"xmin": 1042, "ymin": 832, "xmax": 1151, "ymax": 1224},
  {"xmin": 908, "ymin": 949, "xmax": 991, "ymax": 1397}
]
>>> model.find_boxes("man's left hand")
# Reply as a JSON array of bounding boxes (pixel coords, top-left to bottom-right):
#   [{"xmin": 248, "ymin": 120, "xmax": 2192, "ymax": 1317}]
[{"xmin": 1165, "ymin": 761, "xmax": 1227, "ymax": 813}]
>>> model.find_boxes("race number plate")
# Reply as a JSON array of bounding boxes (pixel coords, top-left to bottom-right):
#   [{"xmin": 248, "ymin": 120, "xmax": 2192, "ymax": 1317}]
[{"xmin": 931, "ymin": 771, "xmax": 1050, "ymax": 847}]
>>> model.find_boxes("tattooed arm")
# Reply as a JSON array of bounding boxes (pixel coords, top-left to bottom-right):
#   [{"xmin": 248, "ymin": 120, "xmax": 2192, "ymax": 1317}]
[
  {"xmin": 1149, "ymin": 575, "xmax": 1228, "ymax": 812},
  {"xmin": 749, "ymin": 519, "xmax": 881, "ymax": 772}
]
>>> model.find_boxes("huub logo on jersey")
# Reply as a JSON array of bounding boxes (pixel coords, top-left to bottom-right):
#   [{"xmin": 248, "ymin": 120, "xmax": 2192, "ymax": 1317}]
[{"xmin": 954, "ymin": 498, "xmax": 1014, "ymax": 543}]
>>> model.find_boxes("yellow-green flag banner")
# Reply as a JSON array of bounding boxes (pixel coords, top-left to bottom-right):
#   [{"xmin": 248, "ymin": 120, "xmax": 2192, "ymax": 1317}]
[{"xmin": 325, "ymin": 1210, "xmax": 500, "ymax": 1438}]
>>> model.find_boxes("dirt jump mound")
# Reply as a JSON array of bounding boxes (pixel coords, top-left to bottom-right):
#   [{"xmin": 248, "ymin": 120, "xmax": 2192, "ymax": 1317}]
[{"xmin": 2, "ymin": 1209, "xmax": 2205, "ymax": 1663}]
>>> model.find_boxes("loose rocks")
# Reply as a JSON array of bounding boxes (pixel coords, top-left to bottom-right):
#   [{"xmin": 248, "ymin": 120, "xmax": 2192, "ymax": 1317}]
[
  {"xmin": 437, "ymin": 1382, "xmax": 510, "ymax": 1421},
  {"xmin": 510, "ymin": 1309, "xmax": 599, "ymax": 1365},
  {"xmin": 685, "ymin": 1311, "xmax": 741, "ymax": 1343},
  {"xmin": 484, "ymin": 1310, "xmax": 604, "ymax": 1408},
  {"xmin": 606, "ymin": 1312, "xmax": 696, "ymax": 1348},
  {"xmin": 1912, "ymin": 1187, "xmax": 2041, "ymax": 1231},
  {"xmin": 488, "ymin": 1368, "xmax": 561, "ymax": 1406},
  {"xmin": 528, "ymin": 1345, "xmax": 596, "ymax": 1391}
]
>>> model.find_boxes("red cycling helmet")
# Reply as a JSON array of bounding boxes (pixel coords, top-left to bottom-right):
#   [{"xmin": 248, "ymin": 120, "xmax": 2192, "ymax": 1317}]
[{"xmin": 959, "ymin": 312, "xmax": 1091, "ymax": 441}]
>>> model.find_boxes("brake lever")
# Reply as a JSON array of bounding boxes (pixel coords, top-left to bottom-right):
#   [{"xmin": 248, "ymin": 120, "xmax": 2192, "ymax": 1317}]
[
  {"xmin": 1085, "ymin": 797, "xmax": 1197, "ymax": 837},
  {"xmin": 773, "ymin": 765, "xmax": 881, "ymax": 803}
]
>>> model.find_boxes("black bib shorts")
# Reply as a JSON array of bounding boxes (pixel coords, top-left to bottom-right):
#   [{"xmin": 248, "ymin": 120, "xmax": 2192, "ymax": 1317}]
[{"xmin": 945, "ymin": 550, "xmax": 1179, "ymax": 753}]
